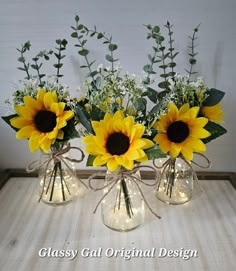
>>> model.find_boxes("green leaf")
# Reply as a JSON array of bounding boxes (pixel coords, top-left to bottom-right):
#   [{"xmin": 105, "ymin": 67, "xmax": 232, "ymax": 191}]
[
  {"xmin": 86, "ymin": 154, "xmax": 96, "ymax": 166},
  {"xmin": 90, "ymin": 105, "xmax": 105, "ymax": 121},
  {"xmin": 61, "ymin": 118, "xmax": 80, "ymax": 141},
  {"xmin": 168, "ymin": 62, "xmax": 176, "ymax": 68},
  {"xmin": 71, "ymin": 32, "xmax": 78, "ymax": 38},
  {"xmin": 108, "ymin": 43, "xmax": 118, "ymax": 51},
  {"xmin": 31, "ymin": 64, "xmax": 38, "ymax": 70},
  {"xmin": 97, "ymin": 33, "xmax": 104, "ymax": 39},
  {"xmin": 2, "ymin": 115, "xmax": 18, "ymax": 132},
  {"xmin": 79, "ymin": 49, "xmax": 89, "ymax": 56},
  {"xmin": 75, "ymin": 104, "xmax": 93, "ymax": 134},
  {"xmin": 105, "ymin": 54, "xmax": 113, "ymax": 62},
  {"xmin": 53, "ymin": 63, "xmax": 63, "ymax": 69},
  {"xmin": 18, "ymin": 57, "xmax": 25, "ymax": 62},
  {"xmin": 77, "ymin": 24, "xmax": 84, "ymax": 30},
  {"xmin": 153, "ymin": 25, "xmax": 160, "ymax": 33},
  {"xmin": 143, "ymin": 64, "xmax": 153, "ymax": 73},
  {"xmin": 145, "ymin": 145, "xmax": 166, "ymax": 160},
  {"xmin": 133, "ymin": 98, "xmax": 147, "ymax": 112},
  {"xmin": 146, "ymin": 87, "xmax": 158, "ymax": 103},
  {"xmin": 202, "ymin": 121, "xmax": 227, "ymax": 144},
  {"xmin": 203, "ymin": 88, "xmax": 225, "ymax": 106}
]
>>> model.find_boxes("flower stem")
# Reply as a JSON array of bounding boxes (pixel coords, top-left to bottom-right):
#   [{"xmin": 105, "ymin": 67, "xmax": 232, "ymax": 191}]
[{"xmin": 121, "ymin": 179, "xmax": 133, "ymax": 218}]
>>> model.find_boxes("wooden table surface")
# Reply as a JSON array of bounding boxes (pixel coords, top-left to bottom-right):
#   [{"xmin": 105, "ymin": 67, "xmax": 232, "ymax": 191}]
[{"xmin": 0, "ymin": 177, "xmax": 235, "ymax": 271}]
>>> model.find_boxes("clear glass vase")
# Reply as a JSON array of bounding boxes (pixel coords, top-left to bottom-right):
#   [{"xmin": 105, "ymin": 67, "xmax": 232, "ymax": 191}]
[
  {"xmin": 101, "ymin": 168, "xmax": 145, "ymax": 232},
  {"xmin": 155, "ymin": 157, "xmax": 193, "ymax": 204},
  {"xmin": 38, "ymin": 142, "xmax": 81, "ymax": 205}
]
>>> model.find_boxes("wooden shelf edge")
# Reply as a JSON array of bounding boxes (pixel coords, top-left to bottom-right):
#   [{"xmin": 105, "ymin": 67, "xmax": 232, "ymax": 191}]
[{"xmin": 1, "ymin": 169, "xmax": 236, "ymax": 190}]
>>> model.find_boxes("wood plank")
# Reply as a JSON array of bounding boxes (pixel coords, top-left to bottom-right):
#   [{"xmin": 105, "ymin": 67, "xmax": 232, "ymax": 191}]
[{"xmin": 0, "ymin": 177, "xmax": 235, "ymax": 270}]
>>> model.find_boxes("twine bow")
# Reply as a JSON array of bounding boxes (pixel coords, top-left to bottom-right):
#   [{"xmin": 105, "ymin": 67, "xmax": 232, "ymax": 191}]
[
  {"xmin": 26, "ymin": 143, "xmax": 87, "ymax": 202},
  {"xmin": 88, "ymin": 165, "xmax": 161, "ymax": 219},
  {"xmin": 153, "ymin": 153, "xmax": 211, "ymax": 192}
]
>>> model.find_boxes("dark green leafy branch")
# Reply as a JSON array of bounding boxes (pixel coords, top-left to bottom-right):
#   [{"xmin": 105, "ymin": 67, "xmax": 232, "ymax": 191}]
[
  {"xmin": 17, "ymin": 41, "xmax": 31, "ymax": 79},
  {"xmin": 71, "ymin": 15, "xmax": 98, "ymax": 91},
  {"xmin": 71, "ymin": 15, "xmax": 119, "ymax": 82},
  {"xmin": 165, "ymin": 21, "xmax": 179, "ymax": 80},
  {"xmin": 185, "ymin": 23, "xmax": 201, "ymax": 81},
  {"xmin": 53, "ymin": 39, "xmax": 68, "ymax": 81},
  {"xmin": 31, "ymin": 50, "xmax": 53, "ymax": 86}
]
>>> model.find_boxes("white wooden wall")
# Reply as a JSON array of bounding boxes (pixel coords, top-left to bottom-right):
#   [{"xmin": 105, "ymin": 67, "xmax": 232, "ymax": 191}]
[{"xmin": 0, "ymin": 0, "xmax": 235, "ymax": 172}]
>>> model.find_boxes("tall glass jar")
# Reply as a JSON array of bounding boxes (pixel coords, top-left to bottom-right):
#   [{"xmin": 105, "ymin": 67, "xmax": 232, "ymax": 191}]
[
  {"xmin": 155, "ymin": 157, "xmax": 193, "ymax": 204},
  {"xmin": 101, "ymin": 168, "xmax": 145, "ymax": 232},
  {"xmin": 38, "ymin": 142, "xmax": 81, "ymax": 205}
]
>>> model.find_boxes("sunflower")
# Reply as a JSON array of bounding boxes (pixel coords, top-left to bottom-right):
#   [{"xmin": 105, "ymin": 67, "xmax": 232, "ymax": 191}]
[
  {"xmin": 82, "ymin": 111, "xmax": 154, "ymax": 171},
  {"xmin": 201, "ymin": 102, "xmax": 224, "ymax": 123},
  {"xmin": 10, "ymin": 89, "xmax": 74, "ymax": 153},
  {"xmin": 153, "ymin": 103, "xmax": 211, "ymax": 161}
]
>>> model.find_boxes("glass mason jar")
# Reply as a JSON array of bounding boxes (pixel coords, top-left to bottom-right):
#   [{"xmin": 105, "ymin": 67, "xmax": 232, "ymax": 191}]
[
  {"xmin": 155, "ymin": 157, "xmax": 193, "ymax": 204},
  {"xmin": 101, "ymin": 168, "xmax": 145, "ymax": 232},
  {"xmin": 38, "ymin": 142, "xmax": 81, "ymax": 205}
]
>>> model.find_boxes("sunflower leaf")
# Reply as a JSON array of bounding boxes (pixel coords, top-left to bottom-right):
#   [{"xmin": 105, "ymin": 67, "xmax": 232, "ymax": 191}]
[
  {"xmin": 86, "ymin": 154, "xmax": 96, "ymax": 166},
  {"xmin": 75, "ymin": 104, "xmax": 93, "ymax": 134},
  {"xmin": 90, "ymin": 105, "xmax": 105, "ymax": 121},
  {"xmin": 202, "ymin": 121, "xmax": 227, "ymax": 144},
  {"xmin": 61, "ymin": 118, "xmax": 80, "ymax": 141},
  {"xmin": 145, "ymin": 145, "xmax": 166, "ymax": 160},
  {"xmin": 2, "ymin": 115, "xmax": 19, "ymax": 132},
  {"xmin": 203, "ymin": 88, "xmax": 225, "ymax": 106}
]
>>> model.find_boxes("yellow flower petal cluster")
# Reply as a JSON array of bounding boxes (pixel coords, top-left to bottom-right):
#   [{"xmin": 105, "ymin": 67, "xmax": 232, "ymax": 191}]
[
  {"xmin": 82, "ymin": 111, "xmax": 154, "ymax": 171},
  {"xmin": 153, "ymin": 103, "xmax": 211, "ymax": 160},
  {"xmin": 201, "ymin": 102, "xmax": 224, "ymax": 123},
  {"xmin": 10, "ymin": 89, "xmax": 74, "ymax": 153}
]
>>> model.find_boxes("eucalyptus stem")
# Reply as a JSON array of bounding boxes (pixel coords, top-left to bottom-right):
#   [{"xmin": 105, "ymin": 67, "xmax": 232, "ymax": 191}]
[
  {"xmin": 49, "ymin": 162, "xmax": 58, "ymax": 201},
  {"xmin": 58, "ymin": 161, "xmax": 65, "ymax": 201},
  {"xmin": 121, "ymin": 179, "xmax": 133, "ymax": 218}
]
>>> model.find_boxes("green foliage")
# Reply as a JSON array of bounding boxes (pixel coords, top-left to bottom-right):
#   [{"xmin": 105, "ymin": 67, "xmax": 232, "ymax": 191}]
[
  {"xmin": 203, "ymin": 121, "xmax": 227, "ymax": 144},
  {"xmin": 2, "ymin": 115, "xmax": 18, "ymax": 132},
  {"xmin": 75, "ymin": 104, "xmax": 93, "ymax": 134},
  {"xmin": 86, "ymin": 154, "xmax": 96, "ymax": 166},
  {"xmin": 185, "ymin": 23, "xmax": 201, "ymax": 81},
  {"xmin": 53, "ymin": 39, "xmax": 68, "ymax": 80},
  {"xmin": 203, "ymin": 88, "xmax": 225, "ymax": 106},
  {"xmin": 145, "ymin": 145, "xmax": 166, "ymax": 160}
]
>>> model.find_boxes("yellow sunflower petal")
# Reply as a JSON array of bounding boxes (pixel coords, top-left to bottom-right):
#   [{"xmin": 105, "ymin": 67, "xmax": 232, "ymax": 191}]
[
  {"xmin": 57, "ymin": 130, "xmax": 64, "ymax": 139},
  {"xmin": 37, "ymin": 89, "xmax": 46, "ymax": 103},
  {"xmin": 192, "ymin": 139, "xmax": 206, "ymax": 153},
  {"xmin": 40, "ymin": 138, "xmax": 54, "ymax": 153},
  {"xmin": 10, "ymin": 117, "xmax": 32, "ymax": 129},
  {"xmin": 107, "ymin": 157, "xmax": 119, "ymax": 171},
  {"xmin": 43, "ymin": 91, "xmax": 58, "ymax": 109},
  {"xmin": 16, "ymin": 126, "xmax": 37, "ymax": 139},
  {"xmin": 23, "ymin": 96, "xmax": 42, "ymax": 111},
  {"xmin": 93, "ymin": 156, "xmax": 108, "ymax": 167},
  {"xmin": 181, "ymin": 145, "xmax": 194, "ymax": 161},
  {"xmin": 169, "ymin": 143, "xmax": 181, "ymax": 158},
  {"xmin": 154, "ymin": 133, "xmax": 171, "ymax": 154}
]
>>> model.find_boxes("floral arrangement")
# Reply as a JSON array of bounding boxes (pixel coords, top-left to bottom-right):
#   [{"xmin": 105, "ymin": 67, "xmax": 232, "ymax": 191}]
[
  {"xmin": 2, "ymin": 40, "xmax": 84, "ymax": 204},
  {"xmin": 70, "ymin": 16, "xmax": 227, "ymax": 209}
]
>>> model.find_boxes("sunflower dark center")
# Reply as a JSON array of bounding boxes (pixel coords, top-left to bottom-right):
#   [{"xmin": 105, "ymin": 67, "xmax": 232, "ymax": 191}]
[
  {"xmin": 34, "ymin": 110, "xmax": 57, "ymax": 133},
  {"xmin": 167, "ymin": 121, "xmax": 190, "ymax": 143},
  {"xmin": 106, "ymin": 132, "xmax": 130, "ymax": 155}
]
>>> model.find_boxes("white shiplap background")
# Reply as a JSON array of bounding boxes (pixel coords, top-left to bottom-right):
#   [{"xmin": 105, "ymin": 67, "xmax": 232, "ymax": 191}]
[{"xmin": 0, "ymin": 0, "xmax": 235, "ymax": 171}]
